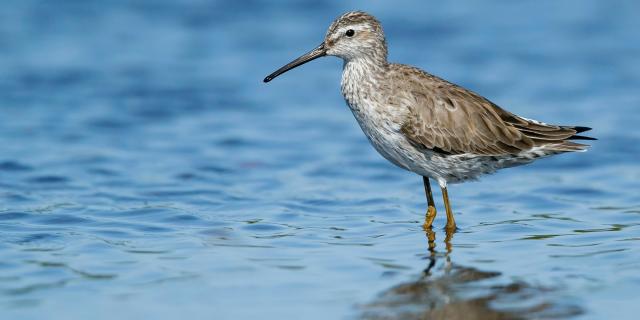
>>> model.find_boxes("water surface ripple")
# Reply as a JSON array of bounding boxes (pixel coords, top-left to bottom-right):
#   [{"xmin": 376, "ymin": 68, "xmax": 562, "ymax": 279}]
[{"xmin": 1, "ymin": 1, "xmax": 639, "ymax": 319}]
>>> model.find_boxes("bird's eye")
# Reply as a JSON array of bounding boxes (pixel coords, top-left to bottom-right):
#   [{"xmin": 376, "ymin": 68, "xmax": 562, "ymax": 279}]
[{"xmin": 345, "ymin": 29, "xmax": 355, "ymax": 37}]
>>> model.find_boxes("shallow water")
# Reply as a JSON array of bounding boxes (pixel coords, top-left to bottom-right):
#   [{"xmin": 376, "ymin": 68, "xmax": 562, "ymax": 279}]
[{"xmin": 1, "ymin": 1, "xmax": 639, "ymax": 319}]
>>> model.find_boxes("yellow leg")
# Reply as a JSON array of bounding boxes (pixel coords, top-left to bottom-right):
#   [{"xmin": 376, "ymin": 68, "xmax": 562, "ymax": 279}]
[
  {"xmin": 422, "ymin": 177, "xmax": 437, "ymax": 229},
  {"xmin": 441, "ymin": 184, "xmax": 457, "ymax": 231}
]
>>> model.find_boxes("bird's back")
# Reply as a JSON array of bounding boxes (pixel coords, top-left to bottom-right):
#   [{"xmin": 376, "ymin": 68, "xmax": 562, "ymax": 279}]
[{"xmin": 385, "ymin": 63, "xmax": 594, "ymax": 157}]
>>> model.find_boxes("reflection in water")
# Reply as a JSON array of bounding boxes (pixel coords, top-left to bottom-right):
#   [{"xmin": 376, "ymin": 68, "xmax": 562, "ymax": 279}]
[
  {"xmin": 422, "ymin": 228, "xmax": 452, "ymax": 279},
  {"xmin": 361, "ymin": 229, "xmax": 582, "ymax": 320}
]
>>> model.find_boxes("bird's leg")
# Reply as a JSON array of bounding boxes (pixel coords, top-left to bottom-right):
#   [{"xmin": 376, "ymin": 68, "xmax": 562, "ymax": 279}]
[
  {"xmin": 440, "ymin": 184, "xmax": 457, "ymax": 231},
  {"xmin": 422, "ymin": 176, "xmax": 437, "ymax": 229}
]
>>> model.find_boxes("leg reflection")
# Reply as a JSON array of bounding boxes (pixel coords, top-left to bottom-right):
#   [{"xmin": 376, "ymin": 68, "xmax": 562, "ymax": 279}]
[
  {"xmin": 422, "ymin": 227, "xmax": 455, "ymax": 277},
  {"xmin": 423, "ymin": 228, "xmax": 436, "ymax": 276}
]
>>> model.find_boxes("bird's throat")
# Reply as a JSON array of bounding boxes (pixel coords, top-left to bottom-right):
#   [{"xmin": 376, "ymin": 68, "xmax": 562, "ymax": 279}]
[{"xmin": 340, "ymin": 58, "xmax": 387, "ymax": 108}]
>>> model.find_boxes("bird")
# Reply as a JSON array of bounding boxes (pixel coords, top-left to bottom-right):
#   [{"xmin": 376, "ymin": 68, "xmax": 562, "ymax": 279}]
[{"xmin": 263, "ymin": 11, "xmax": 594, "ymax": 231}]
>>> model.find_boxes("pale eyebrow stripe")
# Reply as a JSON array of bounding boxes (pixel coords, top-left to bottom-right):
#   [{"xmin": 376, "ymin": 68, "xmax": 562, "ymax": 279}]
[{"xmin": 336, "ymin": 23, "xmax": 368, "ymax": 34}]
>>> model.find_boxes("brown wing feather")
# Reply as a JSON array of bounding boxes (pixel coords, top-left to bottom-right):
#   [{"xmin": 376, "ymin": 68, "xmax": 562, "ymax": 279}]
[{"xmin": 395, "ymin": 65, "xmax": 589, "ymax": 155}]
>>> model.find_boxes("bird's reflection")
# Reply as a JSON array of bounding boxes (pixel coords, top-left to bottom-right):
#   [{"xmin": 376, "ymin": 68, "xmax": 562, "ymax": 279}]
[{"xmin": 360, "ymin": 227, "xmax": 581, "ymax": 319}]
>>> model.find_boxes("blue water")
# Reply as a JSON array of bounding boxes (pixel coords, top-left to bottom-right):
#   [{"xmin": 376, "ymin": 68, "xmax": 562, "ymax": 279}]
[{"xmin": 1, "ymin": 1, "xmax": 639, "ymax": 319}]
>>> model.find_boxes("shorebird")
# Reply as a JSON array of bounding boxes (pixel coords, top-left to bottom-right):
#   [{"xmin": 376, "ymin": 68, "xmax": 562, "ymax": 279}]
[{"xmin": 263, "ymin": 11, "xmax": 594, "ymax": 230}]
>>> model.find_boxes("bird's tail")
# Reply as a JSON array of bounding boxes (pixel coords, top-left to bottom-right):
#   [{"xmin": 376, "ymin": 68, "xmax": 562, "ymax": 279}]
[
  {"xmin": 566, "ymin": 126, "xmax": 596, "ymax": 141},
  {"xmin": 545, "ymin": 126, "xmax": 596, "ymax": 152}
]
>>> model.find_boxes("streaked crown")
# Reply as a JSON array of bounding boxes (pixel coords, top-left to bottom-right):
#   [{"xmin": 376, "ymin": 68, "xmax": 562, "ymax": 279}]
[{"xmin": 323, "ymin": 11, "xmax": 388, "ymax": 63}]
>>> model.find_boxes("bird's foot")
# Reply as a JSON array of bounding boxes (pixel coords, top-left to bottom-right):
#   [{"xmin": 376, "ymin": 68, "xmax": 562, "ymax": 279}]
[
  {"xmin": 422, "ymin": 205, "xmax": 437, "ymax": 230},
  {"xmin": 444, "ymin": 222, "xmax": 458, "ymax": 232}
]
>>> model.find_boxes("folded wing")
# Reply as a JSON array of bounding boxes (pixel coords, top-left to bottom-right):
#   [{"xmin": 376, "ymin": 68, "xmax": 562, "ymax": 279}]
[{"xmin": 397, "ymin": 69, "xmax": 593, "ymax": 156}]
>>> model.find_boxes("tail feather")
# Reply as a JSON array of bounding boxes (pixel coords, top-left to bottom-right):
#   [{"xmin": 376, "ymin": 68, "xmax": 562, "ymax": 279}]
[
  {"xmin": 544, "ymin": 141, "xmax": 591, "ymax": 153},
  {"xmin": 561, "ymin": 125, "xmax": 596, "ymax": 141},
  {"xmin": 568, "ymin": 134, "xmax": 597, "ymax": 141},
  {"xmin": 520, "ymin": 124, "xmax": 595, "ymax": 153},
  {"xmin": 543, "ymin": 125, "xmax": 594, "ymax": 152},
  {"xmin": 505, "ymin": 114, "xmax": 595, "ymax": 152},
  {"xmin": 513, "ymin": 118, "xmax": 598, "ymax": 146},
  {"xmin": 572, "ymin": 126, "xmax": 592, "ymax": 133}
]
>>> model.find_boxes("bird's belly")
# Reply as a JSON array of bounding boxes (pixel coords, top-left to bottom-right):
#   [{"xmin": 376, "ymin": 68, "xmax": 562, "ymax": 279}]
[
  {"xmin": 363, "ymin": 134, "xmax": 506, "ymax": 183},
  {"xmin": 356, "ymin": 121, "xmax": 472, "ymax": 182},
  {"xmin": 360, "ymin": 124, "xmax": 415, "ymax": 171}
]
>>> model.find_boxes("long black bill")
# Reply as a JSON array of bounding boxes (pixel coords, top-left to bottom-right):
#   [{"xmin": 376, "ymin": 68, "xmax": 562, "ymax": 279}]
[{"xmin": 263, "ymin": 43, "xmax": 326, "ymax": 83}]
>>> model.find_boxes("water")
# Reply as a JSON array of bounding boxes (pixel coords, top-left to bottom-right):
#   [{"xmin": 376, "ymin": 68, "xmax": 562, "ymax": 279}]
[{"xmin": 1, "ymin": 1, "xmax": 639, "ymax": 319}]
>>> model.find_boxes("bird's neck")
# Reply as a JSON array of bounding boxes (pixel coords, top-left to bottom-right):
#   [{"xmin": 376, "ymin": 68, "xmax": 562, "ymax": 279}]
[{"xmin": 340, "ymin": 58, "xmax": 388, "ymax": 109}]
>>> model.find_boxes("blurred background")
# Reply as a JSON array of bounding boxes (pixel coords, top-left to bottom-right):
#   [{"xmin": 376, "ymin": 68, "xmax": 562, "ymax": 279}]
[{"xmin": 1, "ymin": 0, "xmax": 639, "ymax": 319}]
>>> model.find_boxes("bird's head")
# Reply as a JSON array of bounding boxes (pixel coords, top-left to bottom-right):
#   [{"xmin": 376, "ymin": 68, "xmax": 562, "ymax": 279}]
[{"xmin": 264, "ymin": 11, "xmax": 387, "ymax": 83}]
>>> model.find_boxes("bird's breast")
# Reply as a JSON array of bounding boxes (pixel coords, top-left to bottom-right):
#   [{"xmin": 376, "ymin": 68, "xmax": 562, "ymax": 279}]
[{"xmin": 340, "ymin": 68, "xmax": 417, "ymax": 171}]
